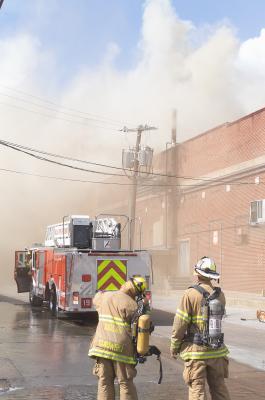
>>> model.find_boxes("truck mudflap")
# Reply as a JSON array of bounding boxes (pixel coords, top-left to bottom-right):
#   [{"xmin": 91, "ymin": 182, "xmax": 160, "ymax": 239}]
[{"xmin": 14, "ymin": 251, "xmax": 32, "ymax": 293}]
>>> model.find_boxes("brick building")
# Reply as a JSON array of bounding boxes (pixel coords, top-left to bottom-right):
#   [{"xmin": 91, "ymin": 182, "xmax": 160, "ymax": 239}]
[{"xmin": 94, "ymin": 107, "xmax": 265, "ymax": 295}]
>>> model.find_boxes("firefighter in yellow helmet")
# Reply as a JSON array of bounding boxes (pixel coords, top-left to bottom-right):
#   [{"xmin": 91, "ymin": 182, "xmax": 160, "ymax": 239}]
[
  {"xmin": 89, "ymin": 276, "xmax": 148, "ymax": 400},
  {"xmin": 170, "ymin": 257, "xmax": 231, "ymax": 400}
]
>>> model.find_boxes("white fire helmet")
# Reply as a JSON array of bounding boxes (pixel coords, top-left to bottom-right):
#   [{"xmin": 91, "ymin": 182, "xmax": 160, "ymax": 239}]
[{"xmin": 194, "ymin": 257, "xmax": 220, "ymax": 280}]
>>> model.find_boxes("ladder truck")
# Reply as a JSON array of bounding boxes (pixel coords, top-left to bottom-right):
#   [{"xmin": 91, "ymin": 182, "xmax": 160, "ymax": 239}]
[{"xmin": 14, "ymin": 214, "xmax": 152, "ymax": 315}]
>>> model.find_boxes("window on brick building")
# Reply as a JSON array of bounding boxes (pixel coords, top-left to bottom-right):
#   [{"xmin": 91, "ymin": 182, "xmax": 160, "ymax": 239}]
[{"xmin": 250, "ymin": 200, "xmax": 265, "ymax": 224}]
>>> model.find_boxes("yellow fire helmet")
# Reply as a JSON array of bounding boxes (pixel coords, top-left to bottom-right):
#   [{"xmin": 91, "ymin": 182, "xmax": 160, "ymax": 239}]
[{"xmin": 131, "ymin": 276, "xmax": 147, "ymax": 295}]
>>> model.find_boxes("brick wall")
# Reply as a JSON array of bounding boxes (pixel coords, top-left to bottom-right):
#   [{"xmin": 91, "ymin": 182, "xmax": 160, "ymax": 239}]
[
  {"xmin": 95, "ymin": 107, "xmax": 265, "ymax": 294},
  {"xmin": 177, "ymin": 107, "xmax": 265, "ymax": 177},
  {"xmin": 177, "ymin": 172, "xmax": 265, "ymax": 293}
]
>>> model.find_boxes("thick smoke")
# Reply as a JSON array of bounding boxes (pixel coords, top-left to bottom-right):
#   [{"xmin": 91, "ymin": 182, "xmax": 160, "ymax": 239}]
[{"xmin": 1, "ymin": 0, "xmax": 265, "ymax": 291}]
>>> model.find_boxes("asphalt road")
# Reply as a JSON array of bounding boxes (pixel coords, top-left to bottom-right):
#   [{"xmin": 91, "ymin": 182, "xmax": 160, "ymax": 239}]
[{"xmin": 0, "ymin": 295, "xmax": 264, "ymax": 399}]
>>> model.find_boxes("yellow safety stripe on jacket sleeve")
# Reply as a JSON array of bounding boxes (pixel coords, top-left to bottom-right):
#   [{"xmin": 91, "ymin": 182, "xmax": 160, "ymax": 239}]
[
  {"xmin": 99, "ymin": 315, "xmax": 130, "ymax": 327},
  {"xmin": 88, "ymin": 348, "xmax": 136, "ymax": 364},
  {"xmin": 180, "ymin": 347, "xmax": 229, "ymax": 361},
  {"xmin": 191, "ymin": 315, "xmax": 204, "ymax": 323},
  {"xmin": 176, "ymin": 309, "xmax": 191, "ymax": 323},
  {"xmin": 170, "ymin": 339, "xmax": 182, "ymax": 350}
]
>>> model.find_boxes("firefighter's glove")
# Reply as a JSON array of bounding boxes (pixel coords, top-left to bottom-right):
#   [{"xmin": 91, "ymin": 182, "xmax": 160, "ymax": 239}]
[
  {"xmin": 147, "ymin": 345, "xmax": 161, "ymax": 357},
  {"xmin": 170, "ymin": 347, "xmax": 178, "ymax": 359}
]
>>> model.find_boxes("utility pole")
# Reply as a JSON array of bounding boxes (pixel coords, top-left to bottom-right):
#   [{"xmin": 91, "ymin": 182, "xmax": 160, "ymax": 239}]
[
  {"xmin": 165, "ymin": 110, "xmax": 178, "ymax": 248},
  {"xmin": 121, "ymin": 124, "xmax": 157, "ymax": 250}
]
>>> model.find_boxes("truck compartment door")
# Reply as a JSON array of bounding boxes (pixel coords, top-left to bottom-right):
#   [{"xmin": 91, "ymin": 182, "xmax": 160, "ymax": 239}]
[{"xmin": 14, "ymin": 251, "xmax": 32, "ymax": 293}]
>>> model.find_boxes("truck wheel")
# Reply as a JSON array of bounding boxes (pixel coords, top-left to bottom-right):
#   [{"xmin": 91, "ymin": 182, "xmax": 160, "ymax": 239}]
[{"xmin": 29, "ymin": 283, "xmax": 42, "ymax": 307}]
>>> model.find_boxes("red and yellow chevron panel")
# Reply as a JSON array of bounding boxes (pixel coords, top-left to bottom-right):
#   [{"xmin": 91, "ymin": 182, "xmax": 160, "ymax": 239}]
[{"xmin": 97, "ymin": 259, "xmax": 127, "ymax": 291}]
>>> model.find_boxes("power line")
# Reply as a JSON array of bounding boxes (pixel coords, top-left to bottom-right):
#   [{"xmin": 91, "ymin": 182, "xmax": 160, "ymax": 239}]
[
  {"xmin": 0, "ymin": 83, "xmax": 136, "ymax": 127},
  {"xmin": 0, "ymin": 101, "xmax": 120, "ymax": 131},
  {"xmin": 0, "ymin": 91, "xmax": 121, "ymax": 128},
  {"xmin": 0, "ymin": 138, "xmax": 264, "ymax": 186},
  {"xmin": 0, "ymin": 167, "xmax": 206, "ymax": 187},
  {"xmin": 0, "ymin": 167, "xmax": 128, "ymax": 185},
  {"xmin": 0, "ymin": 138, "xmax": 124, "ymax": 171},
  {"xmin": 1, "ymin": 142, "xmax": 125, "ymax": 178}
]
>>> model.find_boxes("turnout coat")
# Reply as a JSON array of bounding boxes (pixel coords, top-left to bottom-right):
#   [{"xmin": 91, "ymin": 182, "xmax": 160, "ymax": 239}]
[
  {"xmin": 171, "ymin": 281, "xmax": 229, "ymax": 361},
  {"xmin": 89, "ymin": 289, "xmax": 138, "ymax": 364}
]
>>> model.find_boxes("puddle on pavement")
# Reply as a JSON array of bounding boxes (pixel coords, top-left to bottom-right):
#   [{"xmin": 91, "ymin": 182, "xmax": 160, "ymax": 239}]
[
  {"xmin": 0, "ymin": 383, "xmax": 182, "ymax": 399},
  {"xmin": 0, "ymin": 379, "xmax": 11, "ymax": 394},
  {"xmin": 0, "ymin": 385, "xmax": 97, "ymax": 399}
]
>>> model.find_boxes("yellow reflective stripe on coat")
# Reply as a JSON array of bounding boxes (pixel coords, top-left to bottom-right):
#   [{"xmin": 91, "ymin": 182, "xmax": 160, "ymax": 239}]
[
  {"xmin": 171, "ymin": 339, "xmax": 182, "ymax": 350},
  {"xmin": 99, "ymin": 314, "xmax": 130, "ymax": 327},
  {"xmin": 180, "ymin": 347, "xmax": 229, "ymax": 361},
  {"xmin": 191, "ymin": 315, "xmax": 204, "ymax": 323},
  {"xmin": 176, "ymin": 309, "xmax": 191, "ymax": 323},
  {"xmin": 97, "ymin": 259, "xmax": 127, "ymax": 291},
  {"xmin": 88, "ymin": 348, "xmax": 136, "ymax": 364}
]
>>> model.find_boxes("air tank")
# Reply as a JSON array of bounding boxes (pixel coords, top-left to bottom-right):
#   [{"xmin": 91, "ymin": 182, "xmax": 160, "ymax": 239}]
[
  {"xmin": 208, "ymin": 298, "xmax": 224, "ymax": 338},
  {"xmin": 137, "ymin": 314, "xmax": 151, "ymax": 355}
]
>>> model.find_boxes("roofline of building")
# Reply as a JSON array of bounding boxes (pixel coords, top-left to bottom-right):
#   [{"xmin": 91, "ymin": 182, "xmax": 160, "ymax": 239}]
[{"xmin": 181, "ymin": 105, "xmax": 265, "ymax": 146}]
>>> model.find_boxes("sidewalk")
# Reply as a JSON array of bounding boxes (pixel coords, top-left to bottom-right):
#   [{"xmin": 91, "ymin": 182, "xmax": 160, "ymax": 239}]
[
  {"xmin": 152, "ymin": 289, "xmax": 265, "ymax": 310},
  {"xmin": 152, "ymin": 292, "xmax": 265, "ymax": 372}
]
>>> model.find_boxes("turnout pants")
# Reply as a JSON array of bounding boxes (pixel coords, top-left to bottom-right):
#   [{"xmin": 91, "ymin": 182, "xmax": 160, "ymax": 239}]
[
  {"xmin": 183, "ymin": 357, "xmax": 231, "ymax": 400},
  {"xmin": 93, "ymin": 357, "xmax": 138, "ymax": 400}
]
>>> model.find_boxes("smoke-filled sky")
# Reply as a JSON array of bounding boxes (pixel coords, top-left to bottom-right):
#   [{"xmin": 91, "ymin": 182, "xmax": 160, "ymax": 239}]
[
  {"xmin": 1, "ymin": 0, "xmax": 265, "ymax": 150},
  {"xmin": 1, "ymin": 0, "xmax": 265, "ymax": 289}
]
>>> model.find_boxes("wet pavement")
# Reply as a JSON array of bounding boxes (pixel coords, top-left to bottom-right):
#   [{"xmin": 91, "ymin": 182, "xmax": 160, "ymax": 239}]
[{"xmin": 0, "ymin": 295, "xmax": 264, "ymax": 399}]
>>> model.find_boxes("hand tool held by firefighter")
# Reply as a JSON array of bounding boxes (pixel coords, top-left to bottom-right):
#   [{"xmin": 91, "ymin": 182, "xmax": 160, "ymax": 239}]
[{"xmin": 137, "ymin": 314, "xmax": 151, "ymax": 355}]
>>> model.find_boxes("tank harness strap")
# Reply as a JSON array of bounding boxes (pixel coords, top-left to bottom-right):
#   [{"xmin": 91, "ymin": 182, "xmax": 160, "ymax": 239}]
[
  {"xmin": 158, "ymin": 355, "xmax": 163, "ymax": 384},
  {"xmin": 138, "ymin": 327, "xmax": 150, "ymax": 333},
  {"xmin": 208, "ymin": 287, "xmax": 221, "ymax": 301},
  {"xmin": 189, "ymin": 284, "xmax": 210, "ymax": 299},
  {"xmin": 146, "ymin": 345, "xmax": 163, "ymax": 384},
  {"xmin": 189, "ymin": 285, "xmax": 221, "ymax": 302},
  {"xmin": 185, "ymin": 285, "xmax": 223, "ymax": 346}
]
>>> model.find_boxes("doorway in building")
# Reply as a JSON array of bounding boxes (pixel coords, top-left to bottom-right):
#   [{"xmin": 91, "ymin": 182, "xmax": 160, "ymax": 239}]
[{"xmin": 179, "ymin": 239, "xmax": 190, "ymax": 276}]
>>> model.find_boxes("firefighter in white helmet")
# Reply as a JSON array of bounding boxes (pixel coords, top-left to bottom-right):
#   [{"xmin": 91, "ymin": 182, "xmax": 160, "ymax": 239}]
[
  {"xmin": 89, "ymin": 276, "xmax": 148, "ymax": 400},
  {"xmin": 170, "ymin": 257, "xmax": 231, "ymax": 400}
]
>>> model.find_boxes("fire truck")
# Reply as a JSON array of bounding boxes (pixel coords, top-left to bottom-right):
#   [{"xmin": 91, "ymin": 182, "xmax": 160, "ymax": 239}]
[{"xmin": 14, "ymin": 215, "xmax": 152, "ymax": 315}]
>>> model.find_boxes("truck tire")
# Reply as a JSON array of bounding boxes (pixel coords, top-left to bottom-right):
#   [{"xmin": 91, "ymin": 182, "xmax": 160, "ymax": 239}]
[{"xmin": 29, "ymin": 283, "xmax": 43, "ymax": 307}]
